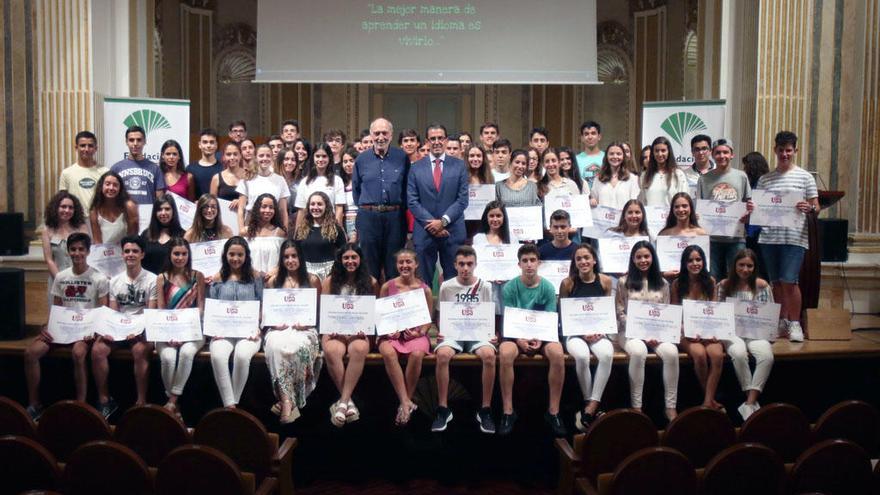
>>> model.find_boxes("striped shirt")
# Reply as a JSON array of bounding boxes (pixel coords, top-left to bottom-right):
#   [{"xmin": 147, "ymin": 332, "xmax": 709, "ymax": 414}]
[{"xmin": 755, "ymin": 166, "xmax": 817, "ymax": 249}]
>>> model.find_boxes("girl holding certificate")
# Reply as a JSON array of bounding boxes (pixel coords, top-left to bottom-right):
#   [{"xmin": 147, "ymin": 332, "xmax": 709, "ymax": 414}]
[
  {"xmin": 236, "ymin": 144, "xmax": 290, "ymax": 231},
  {"xmin": 294, "ymin": 142, "xmax": 346, "ymax": 225},
  {"xmin": 140, "ymin": 195, "xmax": 186, "ymax": 274},
  {"xmin": 558, "ymin": 147, "xmax": 585, "ymax": 194},
  {"xmin": 210, "ymin": 142, "xmax": 246, "ymax": 206},
  {"xmin": 473, "ymin": 200, "xmax": 515, "ymax": 320},
  {"xmin": 495, "ymin": 150, "xmax": 541, "ymax": 208},
  {"xmin": 670, "ymin": 245, "xmax": 724, "ymax": 411},
  {"xmin": 41, "ymin": 191, "xmax": 90, "ymax": 306},
  {"xmin": 277, "ymin": 148, "xmax": 303, "ymax": 230},
  {"xmin": 264, "ymin": 240, "xmax": 323, "ymax": 424},
  {"xmin": 378, "ymin": 249, "xmax": 433, "ymax": 426},
  {"xmin": 89, "ymin": 171, "xmax": 139, "ymax": 245},
  {"xmin": 589, "ymin": 142, "xmax": 640, "ymax": 210},
  {"xmin": 340, "ymin": 147, "xmax": 359, "ymax": 242},
  {"xmin": 639, "ymin": 137, "xmax": 689, "ymax": 207},
  {"xmin": 526, "ymin": 147, "xmax": 543, "ymax": 182},
  {"xmin": 466, "ymin": 146, "xmax": 495, "ymax": 241},
  {"xmin": 608, "ymin": 199, "xmax": 650, "ymax": 238},
  {"xmin": 538, "ymin": 148, "xmax": 582, "ymax": 240},
  {"xmin": 155, "ymin": 237, "xmax": 205, "ymax": 418},
  {"xmin": 243, "ymin": 193, "xmax": 286, "ymax": 274},
  {"xmin": 293, "ymin": 191, "xmax": 346, "ymax": 279},
  {"xmin": 559, "ymin": 243, "xmax": 614, "ymax": 431},
  {"xmin": 184, "ymin": 194, "xmax": 233, "ymax": 243},
  {"xmin": 208, "ymin": 236, "xmax": 263, "ymax": 408},
  {"xmin": 717, "ymin": 249, "xmax": 775, "ymax": 420},
  {"xmin": 657, "ymin": 193, "xmax": 707, "ymax": 278},
  {"xmin": 615, "ymin": 240, "xmax": 679, "ymax": 422}
]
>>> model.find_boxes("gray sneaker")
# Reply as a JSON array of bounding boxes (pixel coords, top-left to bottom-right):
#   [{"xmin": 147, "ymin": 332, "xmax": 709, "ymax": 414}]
[
  {"xmin": 788, "ymin": 321, "xmax": 805, "ymax": 342},
  {"xmin": 97, "ymin": 398, "xmax": 118, "ymax": 419}
]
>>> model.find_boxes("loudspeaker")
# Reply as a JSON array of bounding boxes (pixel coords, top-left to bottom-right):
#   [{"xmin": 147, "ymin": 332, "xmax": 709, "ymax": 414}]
[
  {"xmin": 0, "ymin": 212, "xmax": 26, "ymax": 255},
  {"xmin": 0, "ymin": 268, "xmax": 25, "ymax": 340},
  {"xmin": 818, "ymin": 219, "xmax": 848, "ymax": 262}
]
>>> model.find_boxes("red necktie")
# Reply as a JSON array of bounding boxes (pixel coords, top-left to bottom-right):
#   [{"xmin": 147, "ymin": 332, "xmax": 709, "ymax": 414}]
[{"xmin": 433, "ymin": 158, "xmax": 442, "ymax": 192}]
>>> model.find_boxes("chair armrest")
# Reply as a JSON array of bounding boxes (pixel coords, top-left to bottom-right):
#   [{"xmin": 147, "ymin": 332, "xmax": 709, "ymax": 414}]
[
  {"xmin": 574, "ymin": 477, "xmax": 600, "ymax": 495},
  {"xmin": 273, "ymin": 437, "xmax": 298, "ymax": 463},
  {"xmin": 272, "ymin": 437, "xmax": 298, "ymax": 495},
  {"xmin": 255, "ymin": 476, "xmax": 278, "ymax": 495},
  {"xmin": 556, "ymin": 437, "xmax": 583, "ymax": 495}
]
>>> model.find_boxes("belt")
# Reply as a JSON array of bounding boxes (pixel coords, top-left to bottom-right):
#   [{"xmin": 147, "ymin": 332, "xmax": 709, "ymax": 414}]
[{"xmin": 360, "ymin": 204, "xmax": 402, "ymax": 212}]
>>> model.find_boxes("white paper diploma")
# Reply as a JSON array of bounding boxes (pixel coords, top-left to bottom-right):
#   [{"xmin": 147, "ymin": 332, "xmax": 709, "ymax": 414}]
[
  {"xmin": 261, "ymin": 288, "xmax": 318, "ymax": 327},
  {"xmin": 655, "ymin": 235, "xmax": 711, "ymax": 272},
  {"xmin": 439, "ymin": 301, "xmax": 495, "ymax": 341},
  {"xmin": 696, "ymin": 200, "xmax": 746, "ymax": 238},
  {"xmin": 202, "ymin": 299, "xmax": 261, "ymax": 338},
  {"xmin": 750, "ymin": 190, "xmax": 805, "ymax": 229},
  {"xmin": 624, "ymin": 300, "xmax": 682, "ymax": 343},
  {"xmin": 169, "ymin": 192, "xmax": 195, "ymax": 230},
  {"xmin": 598, "ymin": 236, "xmax": 650, "ymax": 273},
  {"xmin": 190, "ymin": 240, "xmax": 224, "ymax": 277},
  {"xmin": 584, "ymin": 205, "xmax": 622, "ymax": 239},
  {"xmin": 319, "ymin": 294, "xmax": 376, "ymax": 335},
  {"xmin": 538, "ymin": 261, "xmax": 571, "ymax": 295},
  {"xmin": 217, "ymin": 198, "xmax": 240, "ymax": 235},
  {"xmin": 93, "ymin": 306, "xmax": 146, "ymax": 341},
  {"xmin": 730, "ymin": 299, "xmax": 781, "ymax": 340},
  {"xmin": 87, "ymin": 243, "xmax": 125, "ymax": 278},
  {"xmin": 544, "ymin": 195, "xmax": 593, "ymax": 229},
  {"xmin": 503, "ymin": 307, "xmax": 559, "ymax": 342},
  {"xmin": 464, "ymin": 185, "xmax": 497, "ymax": 220},
  {"xmin": 560, "ymin": 297, "xmax": 617, "ymax": 336},
  {"xmin": 506, "ymin": 206, "xmax": 544, "ymax": 241},
  {"xmin": 144, "ymin": 308, "xmax": 203, "ymax": 342},
  {"xmin": 474, "ymin": 244, "xmax": 521, "ymax": 281},
  {"xmin": 682, "ymin": 300, "xmax": 736, "ymax": 340},
  {"xmin": 645, "ymin": 205, "xmax": 670, "ymax": 237},
  {"xmin": 374, "ymin": 289, "xmax": 432, "ymax": 336},
  {"xmin": 47, "ymin": 306, "xmax": 95, "ymax": 344},
  {"xmin": 137, "ymin": 204, "xmax": 153, "ymax": 233}
]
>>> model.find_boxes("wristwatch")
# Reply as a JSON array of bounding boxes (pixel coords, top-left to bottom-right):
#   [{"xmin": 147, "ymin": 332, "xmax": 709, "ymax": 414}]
[{"xmin": 441, "ymin": 217, "xmax": 449, "ymax": 227}]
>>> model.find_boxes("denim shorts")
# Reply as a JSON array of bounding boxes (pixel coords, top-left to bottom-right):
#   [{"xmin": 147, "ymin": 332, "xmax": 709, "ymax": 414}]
[{"xmin": 759, "ymin": 244, "xmax": 806, "ymax": 283}]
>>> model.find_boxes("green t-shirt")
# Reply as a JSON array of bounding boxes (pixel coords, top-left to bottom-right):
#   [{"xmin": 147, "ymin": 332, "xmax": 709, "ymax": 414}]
[{"xmin": 502, "ymin": 276, "xmax": 557, "ymax": 312}]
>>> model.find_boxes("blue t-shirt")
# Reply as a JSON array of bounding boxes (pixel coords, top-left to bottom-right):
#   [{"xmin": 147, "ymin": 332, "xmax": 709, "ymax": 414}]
[
  {"xmin": 538, "ymin": 241, "xmax": 578, "ymax": 261},
  {"xmin": 186, "ymin": 161, "xmax": 222, "ymax": 198},
  {"xmin": 111, "ymin": 158, "xmax": 165, "ymax": 205}
]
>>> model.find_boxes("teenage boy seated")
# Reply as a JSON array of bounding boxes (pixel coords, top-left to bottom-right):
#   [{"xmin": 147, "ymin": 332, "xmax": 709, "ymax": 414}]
[
  {"xmin": 23, "ymin": 233, "xmax": 109, "ymax": 420},
  {"xmin": 90, "ymin": 235, "xmax": 157, "ymax": 418},
  {"xmin": 539, "ymin": 209, "xmax": 578, "ymax": 261},
  {"xmin": 498, "ymin": 244, "xmax": 567, "ymax": 437},
  {"xmin": 432, "ymin": 246, "xmax": 497, "ymax": 434}
]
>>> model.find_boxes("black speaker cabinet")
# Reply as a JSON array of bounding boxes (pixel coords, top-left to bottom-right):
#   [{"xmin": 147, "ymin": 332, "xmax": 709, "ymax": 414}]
[
  {"xmin": 0, "ymin": 268, "xmax": 25, "ymax": 340},
  {"xmin": 818, "ymin": 219, "xmax": 848, "ymax": 262},
  {"xmin": 0, "ymin": 212, "xmax": 26, "ymax": 256}
]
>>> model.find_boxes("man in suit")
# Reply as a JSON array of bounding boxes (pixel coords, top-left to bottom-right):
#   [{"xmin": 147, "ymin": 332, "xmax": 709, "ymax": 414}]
[{"xmin": 407, "ymin": 123, "xmax": 469, "ymax": 284}]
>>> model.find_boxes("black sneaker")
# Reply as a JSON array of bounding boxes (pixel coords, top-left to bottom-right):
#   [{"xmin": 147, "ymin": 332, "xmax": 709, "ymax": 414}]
[
  {"xmin": 476, "ymin": 407, "xmax": 496, "ymax": 434},
  {"xmin": 497, "ymin": 412, "xmax": 517, "ymax": 436},
  {"xmin": 431, "ymin": 406, "xmax": 453, "ymax": 432},
  {"xmin": 97, "ymin": 398, "xmax": 118, "ymax": 419},
  {"xmin": 575, "ymin": 409, "xmax": 605, "ymax": 433},
  {"xmin": 545, "ymin": 411, "xmax": 568, "ymax": 438}
]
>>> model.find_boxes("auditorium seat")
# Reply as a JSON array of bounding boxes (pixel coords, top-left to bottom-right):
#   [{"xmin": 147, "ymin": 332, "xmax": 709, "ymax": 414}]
[
  {"xmin": 114, "ymin": 404, "xmax": 191, "ymax": 466},
  {"xmin": 660, "ymin": 406, "xmax": 736, "ymax": 468},
  {"xmin": 737, "ymin": 403, "xmax": 812, "ymax": 463},
  {"xmin": 63, "ymin": 440, "xmax": 152, "ymax": 495},
  {"xmin": 155, "ymin": 444, "xmax": 277, "ymax": 495},
  {"xmin": 789, "ymin": 439, "xmax": 873, "ymax": 495},
  {"xmin": 813, "ymin": 400, "xmax": 880, "ymax": 457},
  {"xmin": 0, "ymin": 435, "xmax": 61, "ymax": 494},
  {"xmin": 700, "ymin": 443, "xmax": 785, "ymax": 495},
  {"xmin": 0, "ymin": 396, "xmax": 37, "ymax": 438},
  {"xmin": 556, "ymin": 409, "xmax": 658, "ymax": 495},
  {"xmin": 36, "ymin": 400, "xmax": 112, "ymax": 462},
  {"xmin": 194, "ymin": 407, "xmax": 296, "ymax": 495},
  {"xmin": 574, "ymin": 446, "xmax": 696, "ymax": 495}
]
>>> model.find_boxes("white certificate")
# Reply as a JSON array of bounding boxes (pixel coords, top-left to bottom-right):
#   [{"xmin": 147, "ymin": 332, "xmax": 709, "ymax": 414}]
[
  {"xmin": 261, "ymin": 288, "xmax": 317, "ymax": 327},
  {"xmin": 374, "ymin": 288, "xmax": 432, "ymax": 336},
  {"xmin": 538, "ymin": 260, "xmax": 570, "ymax": 295},
  {"xmin": 144, "ymin": 308, "xmax": 203, "ymax": 342},
  {"xmin": 93, "ymin": 306, "xmax": 145, "ymax": 340},
  {"xmin": 217, "ymin": 198, "xmax": 240, "ymax": 235},
  {"xmin": 464, "ymin": 184, "xmax": 496, "ymax": 220},
  {"xmin": 750, "ymin": 190, "xmax": 805, "ymax": 229},
  {"xmin": 47, "ymin": 306, "xmax": 95, "ymax": 344},
  {"xmin": 190, "ymin": 240, "xmax": 224, "ymax": 277},
  {"xmin": 655, "ymin": 235, "xmax": 711, "ymax": 272},
  {"xmin": 646, "ymin": 205, "xmax": 669, "ymax": 237},
  {"xmin": 319, "ymin": 294, "xmax": 376, "ymax": 335},
  {"xmin": 202, "ymin": 299, "xmax": 261, "ymax": 338},
  {"xmin": 560, "ymin": 297, "xmax": 617, "ymax": 336},
  {"xmin": 506, "ymin": 206, "xmax": 544, "ymax": 241},
  {"xmin": 503, "ymin": 307, "xmax": 559, "ymax": 342},
  {"xmin": 598, "ymin": 236, "xmax": 650, "ymax": 273},
  {"xmin": 584, "ymin": 205, "xmax": 622, "ymax": 239},
  {"xmin": 439, "ymin": 301, "xmax": 495, "ymax": 341},
  {"xmin": 730, "ymin": 299, "xmax": 781, "ymax": 340},
  {"xmin": 169, "ymin": 192, "xmax": 195, "ymax": 230},
  {"xmin": 624, "ymin": 300, "xmax": 682, "ymax": 343},
  {"xmin": 87, "ymin": 243, "xmax": 125, "ymax": 278},
  {"xmin": 696, "ymin": 200, "xmax": 746, "ymax": 238},
  {"xmin": 137, "ymin": 204, "xmax": 153, "ymax": 233},
  {"xmin": 682, "ymin": 300, "xmax": 736, "ymax": 340},
  {"xmin": 544, "ymin": 195, "xmax": 593, "ymax": 229},
  {"xmin": 474, "ymin": 244, "xmax": 521, "ymax": 281}
]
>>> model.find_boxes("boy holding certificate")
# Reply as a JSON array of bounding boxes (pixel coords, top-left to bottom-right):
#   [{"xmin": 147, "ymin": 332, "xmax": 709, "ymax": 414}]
[
  {"xmin": 538, "ymin": 210, "xmax": 577, "ymax": 261},
  {"xmin": 499, "ymin": 244, "xmax": 566, "ymax": 437},
  {"xmin": 24, "ymin": 233, "xmax": 109, "ymax": 420},
  {"xmin": 433, "ymin": 246, "xmax": 497, "ymax": 433}
]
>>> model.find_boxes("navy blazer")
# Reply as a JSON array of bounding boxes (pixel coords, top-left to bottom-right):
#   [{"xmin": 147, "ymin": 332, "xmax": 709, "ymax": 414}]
[{"xmin": 406, "ymin": 155, "xmax": 469, "ymax": 243}]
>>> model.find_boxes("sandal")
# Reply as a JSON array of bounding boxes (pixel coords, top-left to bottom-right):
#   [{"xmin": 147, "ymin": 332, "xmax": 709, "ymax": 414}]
[
  {"xmin": 331, "ymin": 401, "xmax": 348, "ymax": 427},
  {"xmin": 345, "ymin": 400, "xmax": 360, "ymax": 423},
  {"xmin": 270, "ymin": 402, "xmax": 282, "ymax": 416},
  {"xmin": 395, "ymin": 402, "xmax": 417, "ymax": 426},
  {"xmin": 279, "ymin": 401, "xmax": 299, "ymax": 424}
]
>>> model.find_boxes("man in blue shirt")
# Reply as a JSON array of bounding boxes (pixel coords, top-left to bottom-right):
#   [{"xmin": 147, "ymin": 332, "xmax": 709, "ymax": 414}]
[{"xmin": 353, "ymin": 117, "xmax": 410, "ymax": 279}]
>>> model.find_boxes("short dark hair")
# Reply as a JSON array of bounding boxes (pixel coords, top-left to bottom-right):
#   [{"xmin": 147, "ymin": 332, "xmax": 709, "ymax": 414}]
[
  {"xmin": 268, "ymin": 134, "xmax": 283, "ymax": 143},
  {"xmin": 550, "ymin": 209, "xmax": 570, "ymax": 223},
  {"xmin": 67, "ymin": 232, "xmax": 91, "ymax": 251},
  {"xmin": 530, "ymin": 127, "xmax": 549, "ymax": 140},
  {"xmin": 425, "ymin": 123, "xmax": 447, "ymax": 138},
  {"xmin": 479, "ymin": 122, "xmax": 499, "ymax": 134},
  {"xmin": 120, "ymin": 235, "xmax": 145, "ymax": 252},
  {"xmin": 323, "ymin": 128, "xmax": 347, "ymax": 142},
  {"xmin": 493, "ymin": 138, "xmax": 512, "ymax": 151},
  {"xmin": 579, "ymin": 120, "xmax": 601, "ymax": 135},
  {"xmin": 359, "ymin": 129, "xmax": 371, "ymax": 140},
  {"xmin": 74, "ymin": 130, "xmax": 97, "ymax": 145},
  {"xmin": 125, "ymin": 126, "xmax": 146, "ymax": 140},
  {"xmin": 228, "ymin": 120, "xmax": 247, "ymax": 131},
  {"xmin": 199, "ymin": 128, "xmax": 218, "ymax": 139},
  {"xmin": 690, "ymin": 134, "xmax": 712, "ymax": 148},
  {"xmin": 281, "ymin": 119, "xmax": 300, "ymax": 133},
  {"xmin": 447, "ymin": 133, "xmax": 461, "ymax": 143},
  {"xmin": 774, "ymin": 131, "xmax": 798, "ymax": 148},
  {"xmin": 455, "ymin": 245, "xmax": 476, "ymax": 259},
  {"xmin": 517, "ymin": 243, "xmax": 540, "ymax": 260},
  {"xmin": 398, "ymin": 128, "xmax": 420, "ymax": 145}
]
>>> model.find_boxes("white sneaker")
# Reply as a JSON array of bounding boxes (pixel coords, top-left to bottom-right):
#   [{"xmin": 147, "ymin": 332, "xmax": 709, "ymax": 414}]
[
  {"xmin": 738, "ymin": 402, "xmax": 758, "ymax": 421},
  {"xmin": 788, "ymin": 321, "xmax": 805, "ymax": 342}
]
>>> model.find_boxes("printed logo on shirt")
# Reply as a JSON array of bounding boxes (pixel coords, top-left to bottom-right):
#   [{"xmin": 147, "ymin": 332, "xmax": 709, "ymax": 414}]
[
  {"xmin": 79, "ymin": 177, "xmax": 97, "ymax": 189},
  {"xmin": 711, "ymin": 183, "xmax": 740, "ymax": 202}
]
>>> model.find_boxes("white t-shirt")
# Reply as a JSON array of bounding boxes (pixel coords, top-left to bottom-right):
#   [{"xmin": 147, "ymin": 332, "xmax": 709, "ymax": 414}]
[
  {"xmin": 294, "ymin": 175, "xmax": 346, "ymax": 209},
  {"xmin": 235, "ymin": 173, "xmax": 291, "ymax": 212},
  {"xmin": 51, "ymin": 266, "xmax": 109, "ymax": 309},
  {"xmin": 109, "ymin": 268, "xmax": 158, "ymax": 315},
  {"xmin": 438, "ymin": 277, "xmax": 493, "ymax": 304},
  {"xmin": 590, "ymin": 173, "xmax": 641, "ymax": 210},
  {"xmin": 58, "ymin": 163, "xmax": 108, "ymax": 210},
  {"xmin": 639, "ymin": 168, "xmax": 689, "ymax": 207}
]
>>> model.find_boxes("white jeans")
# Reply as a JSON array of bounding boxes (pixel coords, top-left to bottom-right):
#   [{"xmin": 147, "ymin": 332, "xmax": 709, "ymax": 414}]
[
  {"xmin": 725, "ymin": 336, "xmax": 774, "ymax": 393},
  {"xmin": 157, "ymin": 340, "xmax": 204, "ymax": 396},
  {"xmin": 209, "ymin": 338, "xmax": 261, "ymax": 407},
  {"xmin": 622, "ymin": 337, "xmax": 679, "ymax": 409},
  {"xmin": 566, "ymin": 336, "xmax": 614, "ymax": 403}
]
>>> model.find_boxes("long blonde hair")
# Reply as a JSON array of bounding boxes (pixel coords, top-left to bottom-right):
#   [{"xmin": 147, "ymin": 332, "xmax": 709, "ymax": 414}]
[{"xmin": 294, "ymin": 191, "xmax": 339, "ymax": 242}]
